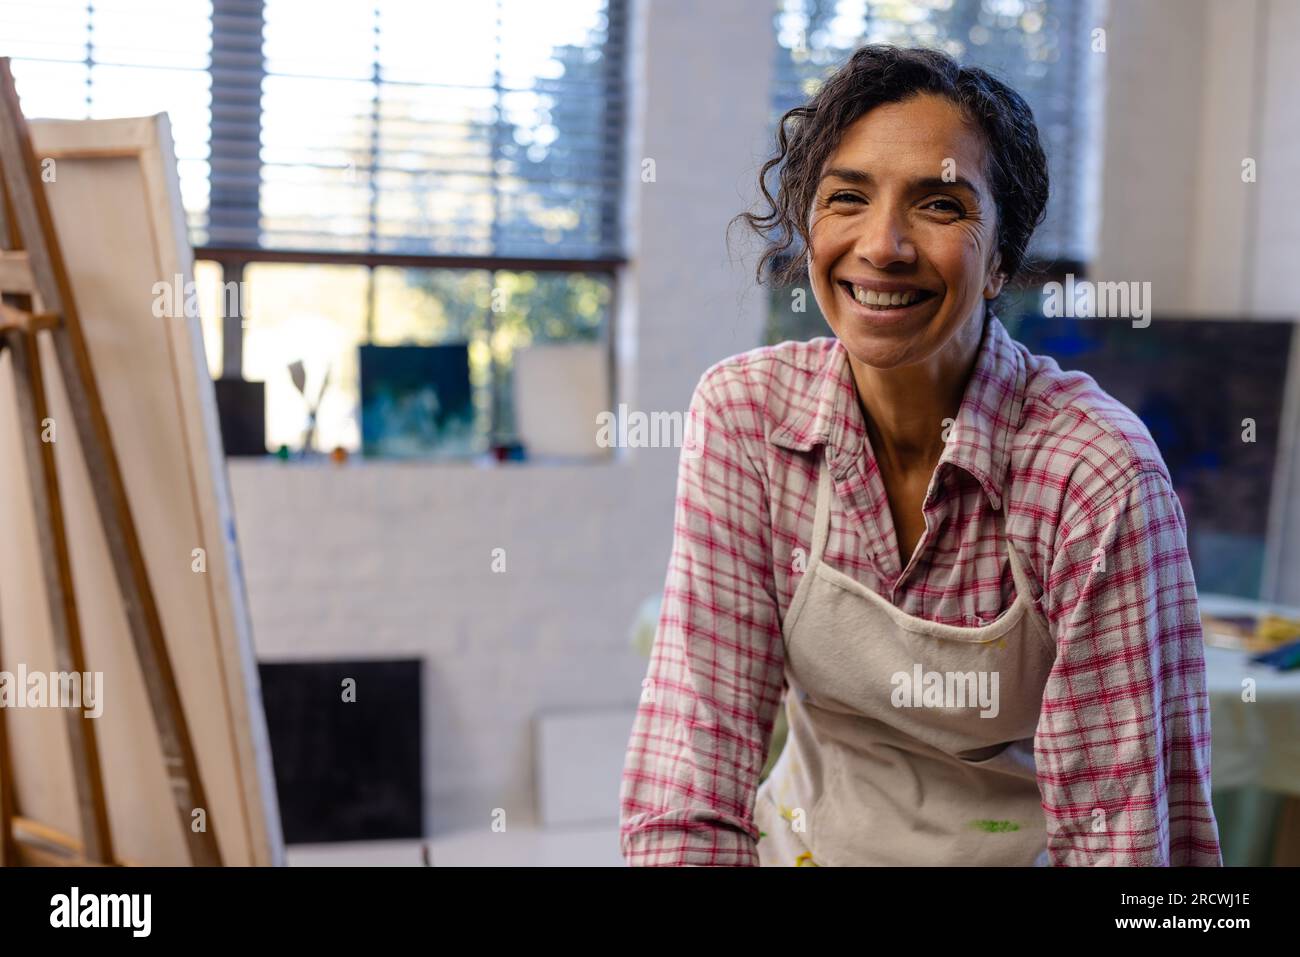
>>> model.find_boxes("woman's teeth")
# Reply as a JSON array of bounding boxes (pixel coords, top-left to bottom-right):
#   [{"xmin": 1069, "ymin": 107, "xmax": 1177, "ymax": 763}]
[{"xmin": 849, "ymin": 284, "xmax": 927, "ymax": 308}]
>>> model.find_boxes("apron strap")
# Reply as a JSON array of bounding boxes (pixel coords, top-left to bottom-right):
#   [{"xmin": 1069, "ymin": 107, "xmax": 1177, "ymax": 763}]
[
  {"xmin": 1004, "ymin": 529, "xmax": 1054, "ymax": 646},
  {"xmin": 1004, "ymin": 533, "xmax": 1037, "ymax": 602},
  {"xmin": 808, "ymin": 452, "xmax": 834, "ymax": 570}
]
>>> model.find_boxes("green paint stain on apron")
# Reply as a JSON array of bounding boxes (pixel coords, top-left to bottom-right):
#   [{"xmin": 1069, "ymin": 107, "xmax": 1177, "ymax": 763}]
[{"xmin": 970, "ymin": 819, "xmax": 1021, "ymax": 833}]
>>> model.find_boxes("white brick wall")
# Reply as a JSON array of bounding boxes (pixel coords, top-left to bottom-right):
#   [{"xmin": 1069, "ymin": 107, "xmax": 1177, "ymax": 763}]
[{"xmin": 229, "ymin": 458, "xmax": 680, "ymax": 833}]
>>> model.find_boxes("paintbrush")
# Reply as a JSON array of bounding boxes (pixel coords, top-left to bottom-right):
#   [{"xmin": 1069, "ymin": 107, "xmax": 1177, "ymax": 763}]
[{"xmin": 288, "ymin": 359, "xmax": 332, "ymax": 455}]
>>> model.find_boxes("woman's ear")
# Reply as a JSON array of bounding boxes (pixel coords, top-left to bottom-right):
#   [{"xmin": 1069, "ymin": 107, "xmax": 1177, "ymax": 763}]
[{"xmin": 983, "ymin": 250, "xmax": 1006, "ymax": 300}]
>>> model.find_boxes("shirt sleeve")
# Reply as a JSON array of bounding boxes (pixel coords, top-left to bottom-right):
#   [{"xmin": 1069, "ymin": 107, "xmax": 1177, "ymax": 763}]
[
  {"xmin": 1036, "ymin": 467, "xmax": 1222, "ymax": 865},
  {"xmin": 618, "ymin": 371, "xmax": 786, "ymax": 866}
]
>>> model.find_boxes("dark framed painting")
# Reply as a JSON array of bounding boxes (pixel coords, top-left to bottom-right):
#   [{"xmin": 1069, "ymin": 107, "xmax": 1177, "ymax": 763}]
[
  {"xmin": 359, "ymin": 344, "xmax": 475, "ymax": 458},
  {"xmin": 258, "ymin": 659, "xmax": 423, "ymax": 844},
  {"xmin": 1003, "ymin": 315, "xmax": 1295, "ymax": 599}
]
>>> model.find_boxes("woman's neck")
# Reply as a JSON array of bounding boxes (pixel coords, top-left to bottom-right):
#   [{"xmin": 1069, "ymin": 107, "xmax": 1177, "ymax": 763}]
[{"xmin": 847, "ymin": 314, "xmax": 984, "ymax": 475}]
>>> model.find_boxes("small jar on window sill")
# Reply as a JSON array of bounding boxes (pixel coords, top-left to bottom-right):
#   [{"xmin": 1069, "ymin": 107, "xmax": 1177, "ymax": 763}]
[{"xmin": 491, "ymin": 440, "xmax": 526, "ymax": 463}]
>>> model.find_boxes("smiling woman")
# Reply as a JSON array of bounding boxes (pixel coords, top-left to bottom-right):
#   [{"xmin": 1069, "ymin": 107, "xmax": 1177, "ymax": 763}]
[{"xmin": 620, "ymin": 45, "xmax": 1223, "ymax": 867}]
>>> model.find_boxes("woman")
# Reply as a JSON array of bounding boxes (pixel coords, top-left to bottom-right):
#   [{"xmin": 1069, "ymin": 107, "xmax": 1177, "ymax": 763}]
[{"xmin": 619, "ymin": 45, "xmax": 1221, "ymax": 866}]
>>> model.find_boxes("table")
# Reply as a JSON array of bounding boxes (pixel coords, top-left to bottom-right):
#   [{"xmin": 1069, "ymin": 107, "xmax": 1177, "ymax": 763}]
[{"xmin": 1199, "ymin": 594, "xmax": 1300, "ymax": 864}]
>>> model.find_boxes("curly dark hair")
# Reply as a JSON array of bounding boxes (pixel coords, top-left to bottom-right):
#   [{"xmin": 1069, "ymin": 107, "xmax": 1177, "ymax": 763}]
[{"xmin": 734, "ymin": 44, "xmax": 1050, "ymax": 288}]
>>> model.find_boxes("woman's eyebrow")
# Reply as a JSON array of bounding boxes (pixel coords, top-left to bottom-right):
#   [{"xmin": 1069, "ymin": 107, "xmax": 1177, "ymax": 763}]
[
  {"xmin": 820, "ymin": 167, "xmax": 981, "ymax": 197},
  {"xmin": 911, "ymin": 175, "xmax": 981, "ymax": 196}
]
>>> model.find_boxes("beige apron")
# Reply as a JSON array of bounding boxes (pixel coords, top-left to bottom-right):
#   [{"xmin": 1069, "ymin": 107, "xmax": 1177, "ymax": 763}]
[{"xmin": 755, "ymin": 454, "xmax": 1058, "ymax": 866}]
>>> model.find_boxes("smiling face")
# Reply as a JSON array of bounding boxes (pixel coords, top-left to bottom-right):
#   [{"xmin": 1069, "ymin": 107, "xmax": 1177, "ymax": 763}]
[{"xmin": 806, "ymin": 93, "xmax": 1005, "ymax": 371}]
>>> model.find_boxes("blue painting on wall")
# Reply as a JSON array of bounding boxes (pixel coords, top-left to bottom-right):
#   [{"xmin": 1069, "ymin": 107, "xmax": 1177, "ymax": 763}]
[{"xmin": 359, "ymin": 344, "xmax": 476, "ymax": 458}]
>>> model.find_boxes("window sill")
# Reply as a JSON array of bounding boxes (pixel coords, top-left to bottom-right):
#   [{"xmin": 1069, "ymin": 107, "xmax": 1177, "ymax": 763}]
[{"xmin": 226, "ymin": 451, "xmax": 633, "ymax": 470}]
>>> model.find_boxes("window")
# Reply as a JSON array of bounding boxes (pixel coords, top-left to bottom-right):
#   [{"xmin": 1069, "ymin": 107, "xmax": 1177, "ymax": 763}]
[
  {"xmin": 233, "ymin": 0, "xmax": 626, "ymax": 258},
  {"xmin": 766, "ymin": 0, "xmax": 1098, "ymax": 343},
  {"xmin": 0, "ymin": 0, "xmax": 213, "ymax": 234},
  {"xmin": 2, "ymin": 0, "xmax": 627, "ymax": 456},
  {"xmin": 238, "ymin": 263, "xmax": 371, "ymax": 453}
]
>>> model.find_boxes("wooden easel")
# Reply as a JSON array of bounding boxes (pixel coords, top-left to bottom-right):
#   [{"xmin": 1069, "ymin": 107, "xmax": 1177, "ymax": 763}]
[{"xmin": 0, "ymin": 57, "xmax": 221, "ymax": 866}]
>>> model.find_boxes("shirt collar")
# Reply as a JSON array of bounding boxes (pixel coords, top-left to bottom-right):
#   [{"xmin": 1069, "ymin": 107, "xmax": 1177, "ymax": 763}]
[{"xmin": 770, "ymin": 309, "xmax": 1026, "ymax": 511}]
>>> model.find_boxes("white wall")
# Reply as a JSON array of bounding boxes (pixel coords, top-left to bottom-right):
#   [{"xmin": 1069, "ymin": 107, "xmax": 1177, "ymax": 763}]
[
  {"xmin": 228, "ymin": 0, "xmax": 776, "ymax": 837},
  {"xmin": 1091, "ymin": 0, "xmax": 1208, "ymax": 310},
  {"xmin": 1251, "ymin": 0, "xmax": 1300, "ymax": 603}
]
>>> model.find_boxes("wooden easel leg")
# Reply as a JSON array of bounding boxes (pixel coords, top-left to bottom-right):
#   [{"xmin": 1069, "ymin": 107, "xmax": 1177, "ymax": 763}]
[
  {"xmin": 0, "ymin": 631, "xmax": 18, "ymax": 866},
  {"xmin": 2, "ymin": 325, "xmax": 114, "ymax": 865},
  {"xmin": 0, "ymin": 708, "xmax": 15, "ymax": 867},
  {"xmin": 0, "ymin": 652, "xmax": 16, "ymax": 866},
  {"xmin": 0, "ymin": 341, "xmax": 16, "ymax": 866}
]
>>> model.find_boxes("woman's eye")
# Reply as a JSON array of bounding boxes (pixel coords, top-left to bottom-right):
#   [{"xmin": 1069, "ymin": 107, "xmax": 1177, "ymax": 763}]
[
  {"xmin": 828, "ymin": 191, "xmax": 864, "ymax": 205},
  {"xmin": 926, "ymin": 198, "xmax": 964, "ymax": 214}
]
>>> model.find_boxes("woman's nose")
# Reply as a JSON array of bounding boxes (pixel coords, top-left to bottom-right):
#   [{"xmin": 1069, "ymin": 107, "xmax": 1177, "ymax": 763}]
[{"xmin": 852, "ymin": 204, "xmax": 917, "ymax": 268}]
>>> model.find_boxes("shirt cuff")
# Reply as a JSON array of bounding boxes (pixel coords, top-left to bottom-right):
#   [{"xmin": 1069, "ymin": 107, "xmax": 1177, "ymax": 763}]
[{"xmin": 621, "ymin": 812, "xmax": 759, "ymax": 867}]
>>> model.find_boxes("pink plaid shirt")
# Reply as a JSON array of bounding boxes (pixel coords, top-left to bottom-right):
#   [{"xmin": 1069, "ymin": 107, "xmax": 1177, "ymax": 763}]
[{"xmin": 620, "ymin": 312, "xmax": 1222, "ymax": 866}]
